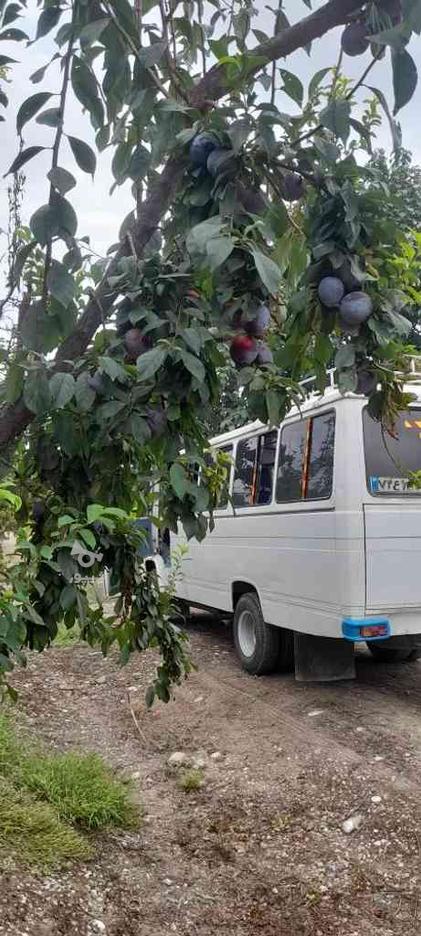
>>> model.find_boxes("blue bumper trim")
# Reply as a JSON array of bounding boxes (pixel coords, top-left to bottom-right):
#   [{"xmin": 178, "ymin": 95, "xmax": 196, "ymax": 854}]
[{"xmin": 342, "ymin": 617, "xmax": 391, "ymax": 642}]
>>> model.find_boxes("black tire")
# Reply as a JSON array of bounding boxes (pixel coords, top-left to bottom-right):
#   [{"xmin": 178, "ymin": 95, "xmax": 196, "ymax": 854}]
[
  {"xmin": 233, "ymin": 593, "xmax": 281, "ymax": 675},
  {"xmin": 368, "ymin": 637, "xmax": 421, "ymax": 663}
]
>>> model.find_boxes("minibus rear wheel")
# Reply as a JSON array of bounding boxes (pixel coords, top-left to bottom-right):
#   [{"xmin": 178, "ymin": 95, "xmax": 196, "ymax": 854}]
[{"xmin": 233, "ymin": 593, "xmax": 280, "ymax": 675}]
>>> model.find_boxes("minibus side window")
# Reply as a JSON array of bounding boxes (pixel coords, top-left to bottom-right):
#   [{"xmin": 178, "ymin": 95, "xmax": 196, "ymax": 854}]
[
  {"xmin": 256, "ymin": 431, "xmax": 278, "ymax": 504},
  {"xmin": 276, "ymin": 422, "xmax": 306, "ymax": 502},
  {"xmin": 217, "ymin": 444, "xmax": 233, "ymax": 508},
  {"xmin": 233, "ymin": 437, "xmax": 258, "ymax": 506},
  {"xmin": 276, "ymin": 412, "xmax": 335, "ymax": 502},
  {"xmin": 307, "ymin": 412, "xmax": 335, "ymax": 499},
  {"xmin": 233, "ymin": 432, "xmax": 277, "ymax": 507}
]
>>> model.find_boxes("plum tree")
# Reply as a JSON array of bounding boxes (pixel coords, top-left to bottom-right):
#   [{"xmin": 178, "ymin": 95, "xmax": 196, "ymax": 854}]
[
  {"xmin": 341, "ymin": 21, "xmax": 370, "ymax": 56},
  {"xmin": 0, "ymin": 0, "xmax": 420, "ymax": 699},
  {"xmin": 318, "ymin": 277, "xmax": 345, "ymax": 308},
  {"xmin": 339, "ymin": 292, "xmax": 373, "ymax": 324}
]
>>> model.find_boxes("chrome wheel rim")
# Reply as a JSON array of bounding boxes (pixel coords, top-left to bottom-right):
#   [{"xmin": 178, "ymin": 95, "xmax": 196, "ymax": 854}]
[{"xmin": 237, "ymin": 609, "xmax": 257, "ymax": 658}]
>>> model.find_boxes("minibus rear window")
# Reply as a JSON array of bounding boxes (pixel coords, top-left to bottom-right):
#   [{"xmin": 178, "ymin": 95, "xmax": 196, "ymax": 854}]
[
  {"xmin": 363, "ymin": 409, "xmax": 421, "ymax": 495},
  {"xmin": 233, "ymin": 431, "xmax": 277, "ymax": 507},
  {"xmin": 276, "ymin": 411, "xmax": 335, "ymax": 503}
]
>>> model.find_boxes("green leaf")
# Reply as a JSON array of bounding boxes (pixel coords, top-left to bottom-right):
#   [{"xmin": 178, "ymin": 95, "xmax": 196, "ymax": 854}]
[
  {"xmin": 392, "ymin": 48, "xmax": 418, "ymax": 114},
  {"xmin": 4, "ymin": 363, "xmax": 24, "ymax": 403},
  {"xmin": 266, "ymin": 389, "xmax": 281, "ymax": 426},
  {"xmin": 6, "ymin": 146, "xmax": 45, "ymax": 175},
  {"xmin": 97, "ymin": 400, "xmax": 126, "ymax": 420},
  {"xmin": 67, "ymin": 135, "xmax": 97, "ymax": 175},
  {"xmin": 86, "ymin": 503, "xmax": 105, "ymax": 524},
  {"xmin": 130, "ymin": 413, "xmax": 150, "ymax": 443},
  {"xmin": 180, "ymin": 327, "xmax": 202, "ymax": 355},
  {"xmin": 313, "ymin": 135, "xmax": 340, "ymax": 161},
  {"xmin": 136, "ymin": 346, "xmax": 167, "ymax": 380},
  {"xmin": 186, "ymin": 216, "xmax": 223, "ymax": 257},
  {"xmin": 206, "ymin": 236, "xmax": 235, "ymax": 271},
  {"xmin": 16, "ymin": 92, "xmax": 52, "ymax": 135},
  {"xmin": 98, "ymin": 355, "xmax": 128, "ymax": 382},
  {"xmin": 36, "ymin": 107, "xmax": 61, "ymax": 127},
  {"xmin": 227, "ymin": 117, "xmax": 252, "ymax": 152},
  {"xmin": 179, "ymin": 349, "xmax": 205, "ymax": 382},
  {"xmin": 308, "ymin": 67, "xmax": 332, "ymax": 98},
  {"xmin": 128, "ymin": 144, "xmax": 150, "ymax": 180},
  {"xmin": 57, "ymin": 514, "xmax": 78, "ymax": 527},
  {"xmin": 20, "ymin": 300, "xmax": 61, "ymax": 353},
  {"xmin": 49, "ymin": 372, "xmax": 75, "ymax": 409},
  {"xmin": 79, "ymin": 527, "xmax": 96, "ymax": 549},
  {"xmin": 47, "ymin": 166, "xmax": 76, "ymax": 194},
  {"xmin": 251, "ymin": 248, "xmax": 282, "ymax": 296},
  {"xmin": 320, "ymin": 99, "xmax": 351, "ymax": 144},
  {"xmin": 138, "ymin": 39, "xmax": 167, "ymax": 67},
  {"xmin": 35, "ymin": 6, "xmax": 62, "ymax": 39},
  {"xmin": 335, "ymin": 344, "xmax": 356, "ymax": 369},
  {"xmin": 75, "ymin": 372, "xmax": 95, "ymax": 411},
  {"xmin": 365, "ymin": 85, "xmax": 401, "ymax": 150},
  {"xmin": 60, "ymin": 584, "xmax": 77, "ymax": 611},
  {"xmin": 79, "ymin": 17, "xmax": 109, "ymax": 44},
  {"xmin": 170, "ymin": 463, "xmax": 189, "ymax": 499},
  {"xmin": 0, "ymin": 56, "xmax": 17, "ymax": 68},
  {"xmin": 47, "ymin": 260, "xmax": 76, "ymax": 307},
  {"xmin": 279, "ymin": 68, "xmax": 304, "ymax": 107},
  {"xmin": 23, "ymin": 369, "xmax": 52, "ymax": 415},
  {"xmin": 30, "ymin": 194, "xmax": 77, "ymax": 245},
  {"xmin": 71, "ymin": 55, "xmax": 103, "ymax": 129}
]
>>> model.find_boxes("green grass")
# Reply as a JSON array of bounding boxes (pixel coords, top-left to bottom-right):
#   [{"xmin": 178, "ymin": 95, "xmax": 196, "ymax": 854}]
[
  {"xmin": 0, "ymin": 714, "xmax": 139, "ymax": 869},
  {"xmin": 53, "ymin": 622, "xmax": 80, "ymax": 647},
  {"xmin": 177, "ymin": 768, "xmax": 204, "ymax": 792}
]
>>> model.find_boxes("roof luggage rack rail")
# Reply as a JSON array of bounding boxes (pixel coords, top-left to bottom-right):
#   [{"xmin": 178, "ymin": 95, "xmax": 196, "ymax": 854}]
[{"xmin": 300, "ymin": 357, "xmax": 421, "ymax": 397}]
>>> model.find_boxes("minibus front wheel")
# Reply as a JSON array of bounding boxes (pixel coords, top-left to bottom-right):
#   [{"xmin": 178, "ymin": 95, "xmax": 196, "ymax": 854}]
[{"xmin": 233, "ymin": 593, "xmax": 281, "ymax": 675}]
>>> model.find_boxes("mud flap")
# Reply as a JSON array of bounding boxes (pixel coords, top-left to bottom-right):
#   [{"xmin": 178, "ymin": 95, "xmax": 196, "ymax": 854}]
[{"xmin": 294, "ymin": 634, "xmax": 356, "ymax": 682}]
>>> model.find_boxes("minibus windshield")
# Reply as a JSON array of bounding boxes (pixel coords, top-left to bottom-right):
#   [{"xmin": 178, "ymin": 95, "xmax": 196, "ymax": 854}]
[{"xmin": 363, "ymin": 408, "xmax": 421, "ymax": 495}]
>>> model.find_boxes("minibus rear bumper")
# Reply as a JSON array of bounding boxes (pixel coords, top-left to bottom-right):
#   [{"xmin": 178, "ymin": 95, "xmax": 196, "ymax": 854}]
[{"xmin": 342, "ymin": 617, "xmax": 391, "ymax": 642}]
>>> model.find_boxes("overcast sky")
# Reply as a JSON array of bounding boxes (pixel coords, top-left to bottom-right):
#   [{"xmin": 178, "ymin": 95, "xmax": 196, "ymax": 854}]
[{"xmin": 1, "ymin": 0, "xmax": 421, "ymax": 266}]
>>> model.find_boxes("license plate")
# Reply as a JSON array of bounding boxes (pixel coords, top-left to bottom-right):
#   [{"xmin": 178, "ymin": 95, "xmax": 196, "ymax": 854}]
[{"xmin": 370, "ymin": 476, "xmax": 411, "ymax": 494}]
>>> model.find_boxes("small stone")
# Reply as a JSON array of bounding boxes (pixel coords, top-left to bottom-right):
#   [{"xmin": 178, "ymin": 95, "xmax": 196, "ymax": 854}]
[
  {"xmin": 192, "ymin": 751, "xmax": 207, "ymax": 769},
  {"xmin": 374, "ymin": 755, "xmax": 384, "ymax": 762},
  {"xmin": 210, "ymin": 751, "xmax": 222, "ymax": 761},
  {"xmin": 167, "ymin": 751, "xmax": 189, "ymax": 768},
  {"xmin": 307, "ymin": 709, "xmax": 324, "ymax": 717},
  {"xmin": 131, "ymin": 771, "xmax": 141, "ymax": 780},
  {"xmin": 371, "ymin": 795, "xmax": 382, "ymax": 804},
  {"xmin": 91, "ymin": 922, "xmax": 106, "ymax": 934},
  {"xmin": 194, "ymin": 695, "xmax": 204, "ymax": 703},
  {"xmin": 164, "ymin": 878, "xmax": 173, "ymax": 886},
  {"xmin": 342, "ymin": 813, "xmax": 363, "ymax": 834},
  {"xmin": 96, "ymin": 675, "xmax": 107, "ymax": 685}
]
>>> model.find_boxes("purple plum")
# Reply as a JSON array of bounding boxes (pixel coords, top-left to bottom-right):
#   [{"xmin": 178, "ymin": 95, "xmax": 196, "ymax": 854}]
[
  {"xmin": 356, "ymin": 367, "xmax": 378, "ymax": 396},
  {"xmin": 243, "ymin": 304, "xmax": 271, "ymax": 337},
  {"xmin": 256, "ymin": 343, "xmax": 273, "ymax": 365},
  {"xmin": 124, "ymin": 328, "xmax": 152, "ymax": 363},
  {"xmin": 280, "ymin": 171, "xmax": 305, "ymax": 202},
  {"xmin": 206, "ymin": 147, "xmax": 233, "ymax": 178},
  {"xmin": 146, "ymin": 404, "xmax": 167, "ymax": 437},
  {"xmin": 340, "ymin": 291, "xmax": 373, "ymax": 324},
  {"xmin": 189, "ymin": 133, "xmax": 218, "ymax": 168},
  {"xmin": 341, "ymin": 21, "xmax": 370, "ymax": 57},
  {"xmin": 318, "ymin": 276, "xmax": 345, "ymax": 309},
  {"xmin": 230, "ymin": 335, "xmax": 258, "ymax": 367}
]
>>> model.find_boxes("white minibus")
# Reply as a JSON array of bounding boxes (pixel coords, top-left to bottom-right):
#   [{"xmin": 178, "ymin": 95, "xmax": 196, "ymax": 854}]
[{"xmin": 151, "ymin": 373, "xmax": 421, "ymax": 682}]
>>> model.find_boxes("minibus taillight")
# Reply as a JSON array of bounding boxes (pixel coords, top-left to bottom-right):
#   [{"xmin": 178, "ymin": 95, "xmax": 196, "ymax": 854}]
[{"xmin": 360, "ymin": 624, "xmax": 389, "ymax": 639}]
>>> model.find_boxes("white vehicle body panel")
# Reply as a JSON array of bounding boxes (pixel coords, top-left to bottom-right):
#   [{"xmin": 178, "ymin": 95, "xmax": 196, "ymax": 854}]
[{"xmin": 170, "ymin": 383, "xmax": 421, "ymax": 641}]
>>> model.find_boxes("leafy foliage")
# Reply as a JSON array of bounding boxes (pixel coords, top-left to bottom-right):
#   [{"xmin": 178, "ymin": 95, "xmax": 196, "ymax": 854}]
[{"xmin": 0, "ymin": 0, "xmax": 421, "ymax": 698}]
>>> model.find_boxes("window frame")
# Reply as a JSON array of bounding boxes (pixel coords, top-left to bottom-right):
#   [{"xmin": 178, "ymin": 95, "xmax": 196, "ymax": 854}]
[
  {"xmin": 275, "ymin": 409, "xmax": 336, "ymax": 505},
  {"xmin": 232, "ymin": 429, "xmax": 279, "ymax": 509},
  {"xmin": 363, "ymin": 404, "xmax": 421, "ymax": 498}
]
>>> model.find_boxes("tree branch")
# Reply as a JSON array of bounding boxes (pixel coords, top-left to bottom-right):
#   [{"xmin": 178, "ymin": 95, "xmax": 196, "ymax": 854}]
[{"xmin": 0, "ymin": 0, "xmax": 369, "ymax": 447}]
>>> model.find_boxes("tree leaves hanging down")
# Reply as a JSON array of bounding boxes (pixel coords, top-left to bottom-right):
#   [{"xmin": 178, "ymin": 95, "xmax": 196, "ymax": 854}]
[
  {"xmin": 35, "ymin": 6, "xmax": 62, "ymax": 40},
  {"xmin": 67, "ymin": 135, "xmax": 97, "ymax": 175},
  {"xmin": 6, "ymin": 146, "xmax": 46, "ymax": 175},
  {"xmin": 16, "ymin": 91, "xmax": 53, "ymax": 135},
  {"xmin": 49, "ymin": 372, "xmax": 76, "ymax": 409},
  {"xmin": 47, "ymin": 260, "xmax": 77, "ymax": 307},
  {"xmin": 392, "ymin": 48, "xmax": 418, "ymax": 114},
  {"xmin": 71, "ymin": 56, "xmax": 104, "ymax": 129},
  {"xmin": 47, "ymin": 166, "xmax": 76, "ymax": 195},
  {"xmin": 30, "ymin": 194, "xmax": 77, "ymax": 245}
]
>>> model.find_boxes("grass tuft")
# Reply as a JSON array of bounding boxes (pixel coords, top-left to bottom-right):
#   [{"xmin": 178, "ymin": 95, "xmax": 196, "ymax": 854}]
[
  {"xmin": 177, "ymin": 767, "xmax": 204, "ymax": 792},
  {"xmin": 53, "ymin": 622, "xmax": 80, "ymax": 647},
  {"xmin": 0, "ymin": 714, "xmax": 139, "ymax": 868}
]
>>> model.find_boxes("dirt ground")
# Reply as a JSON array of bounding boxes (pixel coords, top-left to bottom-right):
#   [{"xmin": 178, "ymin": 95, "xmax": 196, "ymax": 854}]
[{"xmin": 3, "ymin": 613, "xmax": 421, "ymax": 936}]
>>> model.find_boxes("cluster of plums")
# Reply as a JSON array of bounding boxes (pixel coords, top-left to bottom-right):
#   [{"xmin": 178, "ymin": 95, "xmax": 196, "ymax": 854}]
[
  {"xmin": 318, "ymin": 276, "xmax": 372, "ymax": 334},
  {"xmin": 189, "ymin": 133, "xmax": 304, "ymax": 204},
  {"xmin": 341, "ymin": 1, "xmax": 401, "ymax": 56},
  {"xmin": 229, "ymin": 304, "xmax": 273, "ymax": 367}
]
